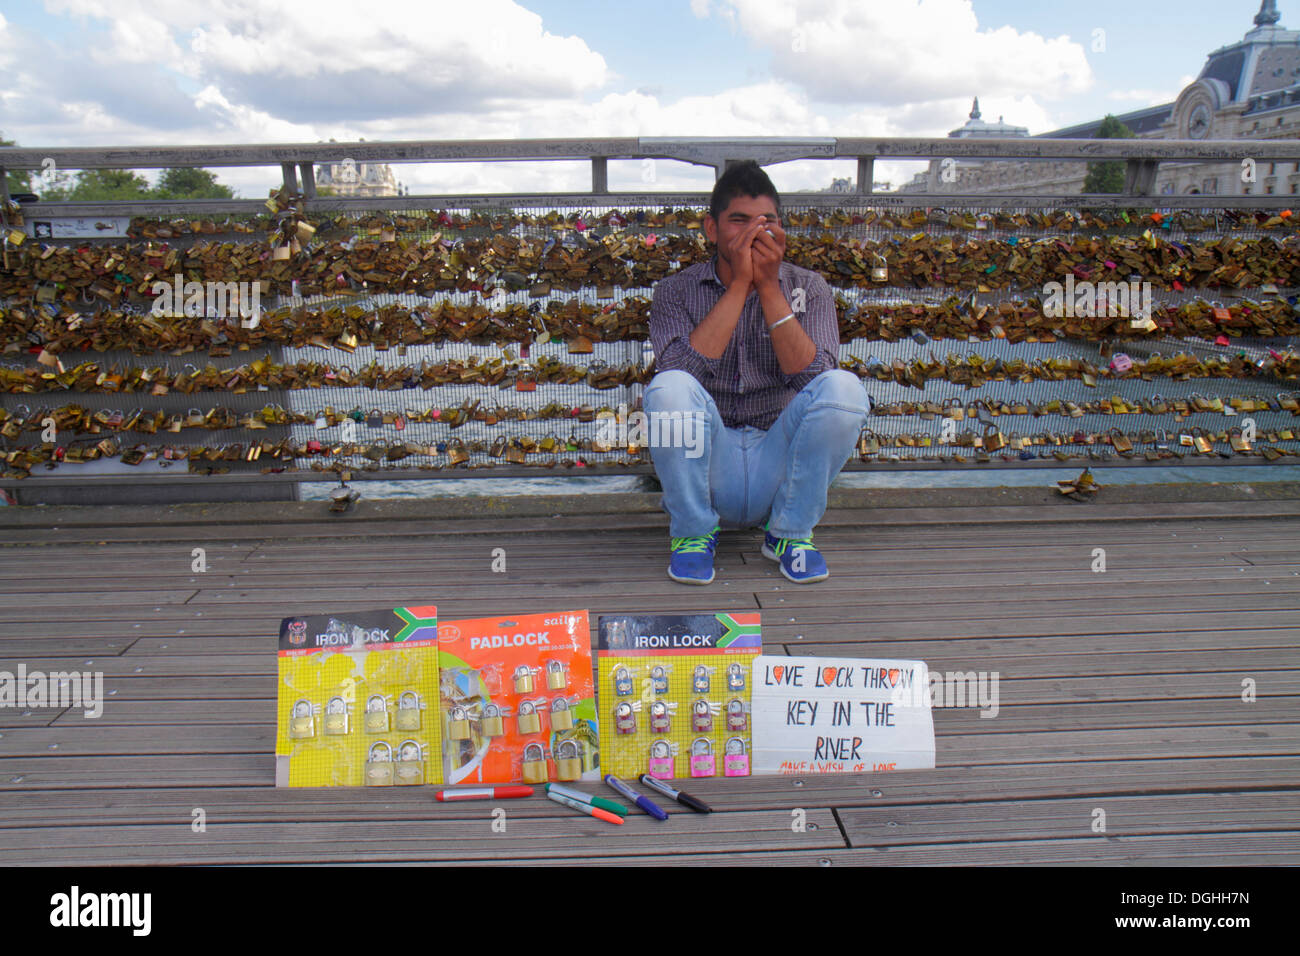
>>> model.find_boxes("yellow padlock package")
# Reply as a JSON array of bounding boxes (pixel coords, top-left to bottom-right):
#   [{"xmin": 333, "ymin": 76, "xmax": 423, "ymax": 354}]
[{"xmin": 275, "ymin": 605, "xmax": 442, "ymax": 788}]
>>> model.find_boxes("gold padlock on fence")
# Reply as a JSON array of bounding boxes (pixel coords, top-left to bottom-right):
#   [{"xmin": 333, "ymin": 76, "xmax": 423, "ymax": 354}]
[
  {"xmin": 394, "ymin": 739, "xmax": 424, "ymax": 786},
  {"xmin": 447, "ymin": 438, "xmax": 469, "ymax": 464},
  {"xmin": 517, "ymin": 699, "xmax": 542, "ymax": 736},
  {"xmin": 1109, "ymin": 427, "xmax": 1133, "ymax": 453},
  {"xmin": 363, "ymin": 694, "xmax": 390, "ymax": 734},
  {"xmin": 521, "ymin": 741, "xmax": 548, "ymax": 784},
  {"xmin": 1193, "ymin": 427, "xmax": 1213, "ymax": 454},
  {"xmin": 364, "ymin": 741, "xmax": 394, "ymax": 786},
  {"xmin": 550, "ymin": 697, "xmax": 574, "ymax": 732},
  {"xmin": 323, "ymin": 696, "xmax": 349, "ymax": 735},
  {"xmin": 447, "ymin": 704, "xmax": 471, "ymax": 740},
  {"xmin": 555, "ymin": 739, "xmax": 582, "ymax": 782},
  {"xmin": 394, "ymin": 691, "xmax": 421, "ymax": 731},
  {"xmin": 288, "ymin": 699, "xmax": 315, "ymax": 739},
  {"xmin": 982, "ymin": 423, "xmax": 1006, "ymax": 451}
]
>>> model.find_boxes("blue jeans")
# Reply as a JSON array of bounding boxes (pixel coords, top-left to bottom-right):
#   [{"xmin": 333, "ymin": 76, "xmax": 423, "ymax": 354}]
[{"xmin": 643, "ymin": 369, "xmax": 870, "ymax": 540}]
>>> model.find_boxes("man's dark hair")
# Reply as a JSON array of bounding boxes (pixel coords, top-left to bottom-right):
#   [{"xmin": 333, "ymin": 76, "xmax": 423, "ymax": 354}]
[{"xmin": 709, "ymin": 160, "xmax": 781, "ymax": 222}]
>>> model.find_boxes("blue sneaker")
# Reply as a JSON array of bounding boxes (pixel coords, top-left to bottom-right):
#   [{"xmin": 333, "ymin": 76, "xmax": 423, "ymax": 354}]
[
  {"xmin": 668, "ymin": 526, "xmax": 720, "ymax": 585},
  {"xmin": 761, "ymin": 529, "xmax": 829, "ymax": 583}
]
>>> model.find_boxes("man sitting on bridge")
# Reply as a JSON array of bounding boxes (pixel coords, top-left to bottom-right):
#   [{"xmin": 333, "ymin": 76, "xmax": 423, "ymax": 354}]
[{"xmin": 645, "ymin": 160, "xmax": 870, "ymax": 585}]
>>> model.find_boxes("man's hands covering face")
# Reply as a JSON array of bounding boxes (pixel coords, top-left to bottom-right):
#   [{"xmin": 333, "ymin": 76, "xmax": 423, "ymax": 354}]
[{"xmin": 750, "ymin": 219, "xmax": 786, "ymax": 291}]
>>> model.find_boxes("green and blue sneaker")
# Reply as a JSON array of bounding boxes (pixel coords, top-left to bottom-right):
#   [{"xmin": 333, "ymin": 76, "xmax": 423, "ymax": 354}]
[
  {"xmin": 668, "ymin": 525, "xmax": 720, "ymax": 585},
  {"xmin": 761, "ymin": 525, "xmax": 829, "ymax": 583}
]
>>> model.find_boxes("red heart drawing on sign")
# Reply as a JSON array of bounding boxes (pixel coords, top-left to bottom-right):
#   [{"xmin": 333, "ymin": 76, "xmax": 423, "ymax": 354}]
[
  {"xmin": 823, "ymin": 667, "xmax": 837, "ymax": 686},
  {"xmin": 773, "ymin": 665, "xmax": 784, "ymax": 682},
  {"xmin": 889, "ymin": 669, "xmax": 900, "ymax": 686}
]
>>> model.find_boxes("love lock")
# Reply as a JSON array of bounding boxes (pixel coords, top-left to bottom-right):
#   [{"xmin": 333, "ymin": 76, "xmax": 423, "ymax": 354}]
[
  {"xmin": 726, "ymin": 661, "xmax": 746, "ymax": 691},
  {"xmin": 724, "ymin": 737, "xmax": 750, "ymax": 777},
  {"xmin": 447, "ymin": 704, "xmax": 472, "ymax": 741},
  {"xmin": 555, "ymin": 739, "xmax": 582, "ymax": 781},
  {"xmin": 394, "ymin": 739, "xmax": 424, "ymax": 785},
  {"xmin": 871, "ymin": 253, "xmax": 888, "ymax": 283},
  {"xmin": 394, "ymin": 691, "xmax": 421, "ymax": 731},
  {"xmin": 648, "ymin": 739, "xmax": 674, "ymax": 779},
  {"xmin": 613, "ymin": 665, "xmax": 634, "ymax": 696},
  {"xmin": 650, "ymin": 664, "xmax": 669, "ymax": 695},
  {"xmin": 982, "ymin": 423, "xmax": 1006, "ymax": 451},
  {"xmin": 521, "ymin": 741, "xmax": 548, "ymax": 784},
  {"xmin": 690, "ymin": 737, "xmax": 716, "ymax": 778},
  {"xmin": 288, "ymin": 698, "xmax": 315, "ymax": 739},
  {"xmin": 726, "ymin": 698, "xmax": 748, "ymax": 732},
  {"xmin": 545, "ymin": 659, "xmax": 567, "ymax": 690},
  {"xmin": 515, "ymin": 699, "xmax": 540, "ymax": 736},
  {"xmin": 364, "ymin": 741, "xmax": 394, "ymax": 786},
  {"xmin": 692, "ymin": 665, "xmax": 710, "ymax": 693},
  {"xmin": 323, "ymin": 696, "xmax": 349, "ymax": 736},
  {"xmin": 691, "ymin": 698, "xmax": 713, "ymax": 732},
  {"xmin": 614, "ymin": 701, "xmax": 636, "ymax": 735},
  {"xmin": 550, "ymin": 697, "xmax": 574, "ymax": 732},
  {"xmin": 481, "ymin": 703, "xmax": 504, "ymax": 738},
  {"xmin": 363, "ymin": 694, "xmax": 390, "ymax": 734},
  {"xmin": 650, "ymin": 699, "xmax": 671, "ymax": 734}
]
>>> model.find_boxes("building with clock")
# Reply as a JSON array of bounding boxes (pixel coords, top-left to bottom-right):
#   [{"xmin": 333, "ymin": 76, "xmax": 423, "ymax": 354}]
[{"xmin": 899, "ymin": 1, "xmax": 1299, "ymax": 196}]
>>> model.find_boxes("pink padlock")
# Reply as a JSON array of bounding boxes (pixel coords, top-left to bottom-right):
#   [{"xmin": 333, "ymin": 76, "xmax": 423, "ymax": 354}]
[
  {"xmin": 1109, "ymin": 353, "xmax": 1133, "ymax": 373},
  {"xmin": 649, "ymin": 700, "xmax": 670, "ymax": 734},
  {"xmin": 726, "ymin": 698, "xmax": 747, "ymax": 732},
  {"xmin": 690, "ymin": 737, "xmax": 716, "ymax": 778},
  {"xmin": 724, "ymin": 737, "xmax": 750, "ymax": 777},
  {"xmin": 614, "ymin": 702, "xmax": 636, "ymax": 735},
  {"xmin": 691, "ymin": 699, "xmax": 712, "ymax": 732},
  {"xmin": 648, "ymin": 739, "xmax": 674, "ymax": 779}
]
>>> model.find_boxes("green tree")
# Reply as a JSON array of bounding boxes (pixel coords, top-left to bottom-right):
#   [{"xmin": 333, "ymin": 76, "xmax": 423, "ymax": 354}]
[
  {"xmin": 1082, "ymin": 115, "xmax": 1136, "ymax": 194},
  {"xmin": 154, "ymin": 167, "xmax": 235, "ymax": 199},
  {"xmin": 1, "ymin": 134, "xmax": 32, "ymax": 195},
  {"xmin": 65, "ymin": 169, "xmax": 153, "ymax": 201}
]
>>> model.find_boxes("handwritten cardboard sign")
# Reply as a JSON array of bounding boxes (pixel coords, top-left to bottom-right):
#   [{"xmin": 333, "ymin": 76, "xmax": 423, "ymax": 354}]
[{"xmin": 750, "ymin": 655, "xmax": 935, "ymax": 775}]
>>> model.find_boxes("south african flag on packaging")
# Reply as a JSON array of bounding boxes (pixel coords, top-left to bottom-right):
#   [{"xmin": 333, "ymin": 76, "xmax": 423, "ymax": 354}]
[{"xmin": 275, "ymin": 605, "xmax": 441, "ymax": 788}]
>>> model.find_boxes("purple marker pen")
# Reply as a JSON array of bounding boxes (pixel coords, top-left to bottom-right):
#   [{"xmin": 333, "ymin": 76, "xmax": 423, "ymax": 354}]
[{"xmin": 604, "ymin": 773, "xmax": 668, "ymax": 821}]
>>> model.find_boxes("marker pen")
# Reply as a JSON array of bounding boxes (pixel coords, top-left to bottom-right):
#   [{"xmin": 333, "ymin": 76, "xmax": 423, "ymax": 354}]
[
  {"xmin": 435, "ymin": 786, "xmax": 533, "ymax": 802},
  {"xmin": 604, "ymin": 773, "xmax": 668, "ymax": 821},
  {"xmin": 545, "ymin": 783, "xmax": 629, "ymax": 816},
  {"xmin": 546, "ymin": 789, "xmax": 623, "ymax": 825},
  {"xmin": 638, "ymin": 774, "xmax": 713, "ymax": 814}
]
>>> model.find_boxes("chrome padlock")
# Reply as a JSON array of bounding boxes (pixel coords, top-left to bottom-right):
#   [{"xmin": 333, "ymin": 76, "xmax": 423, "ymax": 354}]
[
  {"xmin": 447, "ymin": 704, "xmax": 472, "ymax": 740},
  {"xmin": 613, "ymin": 665, "xmax": 634, "ymax": 696},
  {"xmin": 691, "ymin": 698, "xmax": 712, "ymax": 732},
  {"xmin": 650, "ymin": 664, "xmax": 669, "ymax": 695},
  {"xmin": 724, "ymin": 737, "xmax": 750, "ymax": 777},
  {"xmin": 288, "ymin": 699, "xmax": 315, "ymax": 738},
  {"xmin": 648, "ymin": 739, "xmax": 674, "ymax": 779},
  {"xmin": 692, "ymin": 665, "xmax": 710, "ymax": 693},
  {"xmin": 555, "ymin": 739, "xmax": 582, "ymax": 781},
  {"xmin": 614, "ymin": 701, "xmax": 636, "ymax": 734},
  {"xmin": 394, "ymin": 739, "xmax": 424, "ymax": 785},
  {"xmin": 726, "ymin": 661, "xmax": 745, "ymax": 691},
  {"xmin": 550, "ymin": 697, "xmax": 574, "ymax": 732},
  {"xmin": 517, "ymin": 699, "xmax": 542, "ymax": 736},
  {"xmin": 394, "ymin": 691, "xmax": 421, "ymax": 731},
  {"xmin": 521, "ymin": 741, "xmax": 548, "ymax": 784},
  {"xmin": 690, "ymin": 737, "xmax": 716, "ymax": 778},
  {"xmin": 726, "ymin": 698, "xmax": 748, "ymax": 732},
  {"xmin": 364, "ymin": 741, "xmax": 394, "ymax": 786},
  {"xmin": 649, "ymin": 699, "xmax": 671, "ymax": 734},
  {"xmin": 545, "ymin": 659, "xmax": 567, "ymax": 690},
  {"xmin": 363, "ymin": 694, "xmax": 390, "ymax": 734},
  {"xmin": 513, "ymin": 665, "xmax": 535, "ymax": 694},
  {"xmin": 481, "ymin": 702, "xmax": 504, "ymax": 738},
  {"xmin": 323, "ymin": 696, "xmax": 349, "ymax": 736}
]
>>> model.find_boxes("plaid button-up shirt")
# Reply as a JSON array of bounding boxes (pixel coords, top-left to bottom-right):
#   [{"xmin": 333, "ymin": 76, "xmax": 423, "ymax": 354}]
[{"xmin": 649, "ymin": 255, "xmax": 840, "ymax": 430}]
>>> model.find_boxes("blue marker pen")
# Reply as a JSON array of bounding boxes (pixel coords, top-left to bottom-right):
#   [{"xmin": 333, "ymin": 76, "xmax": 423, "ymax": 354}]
[{"xmin": 604, "ymin": 773, "xmax": 668, "ymax": 821}]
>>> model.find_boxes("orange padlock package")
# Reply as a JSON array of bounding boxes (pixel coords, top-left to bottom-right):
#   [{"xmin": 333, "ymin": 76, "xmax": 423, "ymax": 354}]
[{"xmin": 437, "ymin": 610, "xmax": 597, "ymax": 785}]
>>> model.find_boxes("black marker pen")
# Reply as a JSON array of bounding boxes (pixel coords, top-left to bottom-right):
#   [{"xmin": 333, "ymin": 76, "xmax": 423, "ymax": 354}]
[{"xmin": 638, "ymin": 774, "xmax": 713, "ymax": 814}]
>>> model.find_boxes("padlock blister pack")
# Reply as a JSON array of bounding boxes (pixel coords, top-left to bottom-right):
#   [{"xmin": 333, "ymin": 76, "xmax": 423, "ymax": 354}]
[
  {"xmin": 275, "ymin": 606, "xmax": 442, "ymax": 788},
  {"xmin": 437, "ymin": 610, "xmax": 598, "ymax": 785},
  {"xmin": 596, "ymin": 613, "xmax": 761, "ymax": 781}
]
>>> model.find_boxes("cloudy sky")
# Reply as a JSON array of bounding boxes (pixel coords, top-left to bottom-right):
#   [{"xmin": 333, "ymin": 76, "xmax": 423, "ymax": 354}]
[{"xmin": 0, "ymin": 0, "xmax": 1285, "ymax": 194}]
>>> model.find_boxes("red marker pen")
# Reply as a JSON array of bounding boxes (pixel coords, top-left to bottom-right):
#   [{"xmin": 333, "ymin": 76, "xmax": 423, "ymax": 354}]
[{"xmin": 435, "ymin": 786, "xmax": 534, "ymax": 802}]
